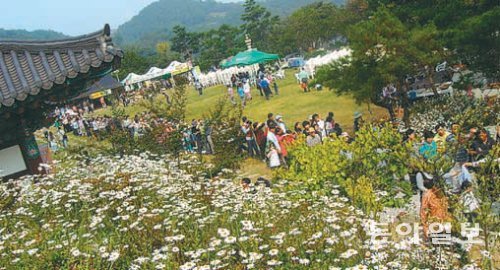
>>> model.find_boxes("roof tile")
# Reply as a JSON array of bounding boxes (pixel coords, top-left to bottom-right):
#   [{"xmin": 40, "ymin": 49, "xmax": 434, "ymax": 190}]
[{"xmin": 0, "ymin": 24, "xmax": 122, "ymax": 107}]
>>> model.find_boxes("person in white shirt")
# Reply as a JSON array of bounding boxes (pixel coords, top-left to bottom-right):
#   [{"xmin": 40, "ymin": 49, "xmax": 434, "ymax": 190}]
[
  {"xmin": 266, "ymin": 126, "xmax": 281, "ymax": 154},
  {"xmin": 276, "ymin": 115, "xmax": 286, "ymax": 134},
  {"xmin": 460, "ymin": 181, "xmax": 480, "ymax": 223},
  {"xmin": 243, "ymin": 80, "xmax": 252, "ymax": 101},
  {"xmin": 267, "ymin": 144, "xmax": 281, "ymax": 168},
  {"xmin": 312, "ymin": 113, "xmax": 326, "ymax": 139},
  {"xmin": 443, "ymin": 149, "xmax": 473, "ymax": 193}
]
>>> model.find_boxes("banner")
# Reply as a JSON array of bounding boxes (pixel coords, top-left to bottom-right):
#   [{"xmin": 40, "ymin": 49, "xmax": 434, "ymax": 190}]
[{"xmin": 89, "ymin": 89, "xmax": 112, "ymax": 99}]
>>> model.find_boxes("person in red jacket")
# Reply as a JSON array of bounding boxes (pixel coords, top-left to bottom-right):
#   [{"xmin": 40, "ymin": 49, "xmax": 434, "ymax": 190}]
[{"xmin": 253, "ymin": 122, "xmax": 267, "ymax": 160}]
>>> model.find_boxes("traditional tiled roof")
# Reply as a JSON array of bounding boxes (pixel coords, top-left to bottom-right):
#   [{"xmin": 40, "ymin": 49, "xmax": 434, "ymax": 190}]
[{"xmin": 0, "ymin": 24, "xmax": 122, "ymax": 108}]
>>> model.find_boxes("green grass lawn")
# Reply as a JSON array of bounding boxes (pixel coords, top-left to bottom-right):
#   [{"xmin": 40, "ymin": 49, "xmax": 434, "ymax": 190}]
[{"xmin": 93, "ymin": 70, "xmax": 386, "ymax": 131}]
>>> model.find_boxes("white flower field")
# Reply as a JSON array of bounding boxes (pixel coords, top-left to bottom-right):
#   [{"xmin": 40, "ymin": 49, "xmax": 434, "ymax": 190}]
[{"xmin": 0, "ymin": 153, "xmax": 488, "ymax": 269}]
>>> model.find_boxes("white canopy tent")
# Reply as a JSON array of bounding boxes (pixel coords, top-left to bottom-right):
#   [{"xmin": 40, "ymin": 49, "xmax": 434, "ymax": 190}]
[
  {"xmin": 303, "ymin": 48, "xmax": 352, "ymax": 78},
  {"xmin": 121, "ymin": 61, "xmax": 192, "ymax": 88},
  {"xmin": 121, "ymin": 73, "xmax": 145, "ymax": 86},
  {"xmin": 142, "ymin": 67, "xmax": 170, "ymax": 81},
  {"xmin": 197, "ymin": 65, "xmax": 259, "ymax": 87}
]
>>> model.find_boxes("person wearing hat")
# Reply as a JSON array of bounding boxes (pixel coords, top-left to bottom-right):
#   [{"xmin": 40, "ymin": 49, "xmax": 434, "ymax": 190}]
[
  {"xmin": 339, "ymin": 132, "xmax": 353, "ymax": 143},
  {"xmin": 443, "ymin": 148, "xmax": 473, "ymax": 193},
  {"xmin": 306, "ymin": 127, "xmax": 322, "ymax": 147},
  {"xmin": 353, "ymin": 112, "xmax": 364, "ymax": 133},
  {"xmin": 276, "ymin": 115, "xmax": 287, "ymax": 134}
]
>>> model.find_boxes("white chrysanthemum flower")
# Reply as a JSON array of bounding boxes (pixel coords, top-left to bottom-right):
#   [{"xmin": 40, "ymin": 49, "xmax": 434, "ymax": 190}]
[
  {"xmin": 155, "ymin": 263, "xmax": 166, "ymax": 269},
  {"xmin": 108, "ymin": 250, "xmax": 119, "ymax": 262},
  {"xmin": 224, "ymin": 236, "xmax": 237, "ymax": 244},
  {"xmin": 268, "ymin": 249, "xmax": 279, "ymax": 256},
  {"xmin": 340, "ymin": 249, "xmax": 358, "ymax": 259},
  {"xmin": 179, "ymin": 261, "xmax": 196, "ymax": 270},
  {"xmin": 266, "ymin": 259, "xmax": 282, "ymax": 266},
  {"xmin": 299, "ymin": 258, "xmax": 310, "ymax": 265},
  {"xmin": 217, "ymin": 228, "xmax": 230, "ymax": 238}
]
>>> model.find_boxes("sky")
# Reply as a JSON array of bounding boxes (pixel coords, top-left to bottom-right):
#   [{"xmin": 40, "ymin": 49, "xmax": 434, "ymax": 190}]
[{"xmin": 0, "ymin": 0, "xmax": 159, "ymax": 36}]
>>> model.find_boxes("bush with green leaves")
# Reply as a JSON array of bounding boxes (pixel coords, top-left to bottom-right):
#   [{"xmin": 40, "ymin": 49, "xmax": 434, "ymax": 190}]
[
  {"xmin": 464, "ymin": 146, "xmax": 499, "ymax": 269},
  {"xmin": 205, "ymin": 98, "xmax": 244, "ymax": 174},
  {"xmin": 275, "ymin": 124, "xmax": 413, "ymax": 215}
]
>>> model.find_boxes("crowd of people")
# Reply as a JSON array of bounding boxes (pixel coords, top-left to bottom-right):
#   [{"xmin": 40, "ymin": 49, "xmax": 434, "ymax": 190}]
[
  {"xmin": 45, "ymin": 87, "xmax": 498, "ymax": 244},
  {"xmin": 239, "ymin": 109, "xmax": 498, "ymax": 240},
  {"xmin": 45, "ymin": 106, "xmax": 217, "ymax": 155},
  {"xmin": 403, "ymin": 123, "xmax": 498, "ymax": 238},
  {"xmin": 227, "ymin": 69, "xmax": 280, "ymax": 106},
  {"xmin": 239, "ymin": 111, "xmax": 350, "ymax": 169}
]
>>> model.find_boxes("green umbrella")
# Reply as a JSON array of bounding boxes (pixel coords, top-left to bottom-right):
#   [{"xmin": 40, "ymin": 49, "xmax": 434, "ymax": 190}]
[{"xmin": 221, "ymin": 49, "xmax": 279, "ymax": 68}]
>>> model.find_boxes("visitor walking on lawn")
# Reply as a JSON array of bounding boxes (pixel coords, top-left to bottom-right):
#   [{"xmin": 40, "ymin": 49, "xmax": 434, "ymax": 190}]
[
  {"xmin": 298, "ymin": 68, "xmax": 309, "ymax": 92},
  {"xmin": 259, "ymin": 76, "xmax": 272, "ymax": 100}
]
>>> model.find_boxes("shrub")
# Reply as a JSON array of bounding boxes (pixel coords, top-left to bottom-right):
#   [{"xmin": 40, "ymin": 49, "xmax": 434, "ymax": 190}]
[{"xmin": 275, "ymin": 124, "xmax": 413, "ymax": 214}]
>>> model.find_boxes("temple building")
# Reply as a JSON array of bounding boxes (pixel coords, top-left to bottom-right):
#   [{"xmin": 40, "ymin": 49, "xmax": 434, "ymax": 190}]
[{"xmin": 0, "ymin": 24, "xmax": 122, "ymax": 178}]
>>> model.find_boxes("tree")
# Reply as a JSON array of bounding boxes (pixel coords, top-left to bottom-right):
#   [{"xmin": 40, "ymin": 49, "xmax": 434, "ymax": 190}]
[
  {"xmin": 241, "ymin": 0, "xmax": 279, "ymax": 50},
  {"xmin": 171, "ymin": 25, "xmax": 200, "ymax": 61},
  {"xmin": 170, "ymin": 76, "xmax": 189, "ymax": 121},
  {"xmin": 205, "ymin": 98, "xmax": 244, "ymax": 173},
  {"xmin": 154, "ymin": 41, "xmax": 180, "ymax": 68},
  {"xmin": 197, "ymin": 24, "xmax": 245, "ymax": 71},
  {"xmin": 447, "ymin": 7, "xmax": 500, "ymax": 81},
  {"xmin": 364, "ymin": 0, "xmax": 499, "ymax": 80},
  {"xmin": 283, "ymin": 2, "xmax": 340, "ymax": 52},
  {"xmin": 116, "ymin": 46, "xmax": 150, "ymax": 80},
  {"xmin": 316, "ymin": 7, "xmax": 445, "ymax": 125}
]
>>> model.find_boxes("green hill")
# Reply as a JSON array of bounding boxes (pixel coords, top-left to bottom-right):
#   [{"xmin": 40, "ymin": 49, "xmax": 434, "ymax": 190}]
[
  {"xmin": 115, "ymin": 0, "xmax": 344, "ymax": 45},
  {"xmin": 0, "ymin": 29, "xmax": 67, "ymax": 41},
  {"xmin": 115, "ymin": 0, "xmax": 243, "ymax": 45}
]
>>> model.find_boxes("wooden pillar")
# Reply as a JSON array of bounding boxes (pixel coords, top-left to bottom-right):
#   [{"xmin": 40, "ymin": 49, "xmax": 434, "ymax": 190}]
[{"xmin": 18, "ymin": 119, "xmax": 43, "ymax": 175}]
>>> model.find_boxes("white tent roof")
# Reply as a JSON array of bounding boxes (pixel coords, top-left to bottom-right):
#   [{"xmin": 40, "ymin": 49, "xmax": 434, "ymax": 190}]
[
  {"xmin": 121, "ymin": 61, "xmax": 192, "ymax": 86},
  {"xmin": 121, "ymin": 73, "xmax": 144, "ymax": 85},
  {"xmin": 165, "ymin": 61, "xmax": 182, "ymax": 73},
  {"xmin": 142, "ymin": 67, "xmax": 170, "ymax": 81}
]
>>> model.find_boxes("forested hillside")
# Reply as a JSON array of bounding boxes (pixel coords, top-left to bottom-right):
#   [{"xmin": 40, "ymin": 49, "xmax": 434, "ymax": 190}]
[
  {"xmin": 0, "ymin": 29, "xmax": 67, "ymax": 41},
  {"xmin": 114, "ymin": 0, "xmax": 344, "ymax": 45}
]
